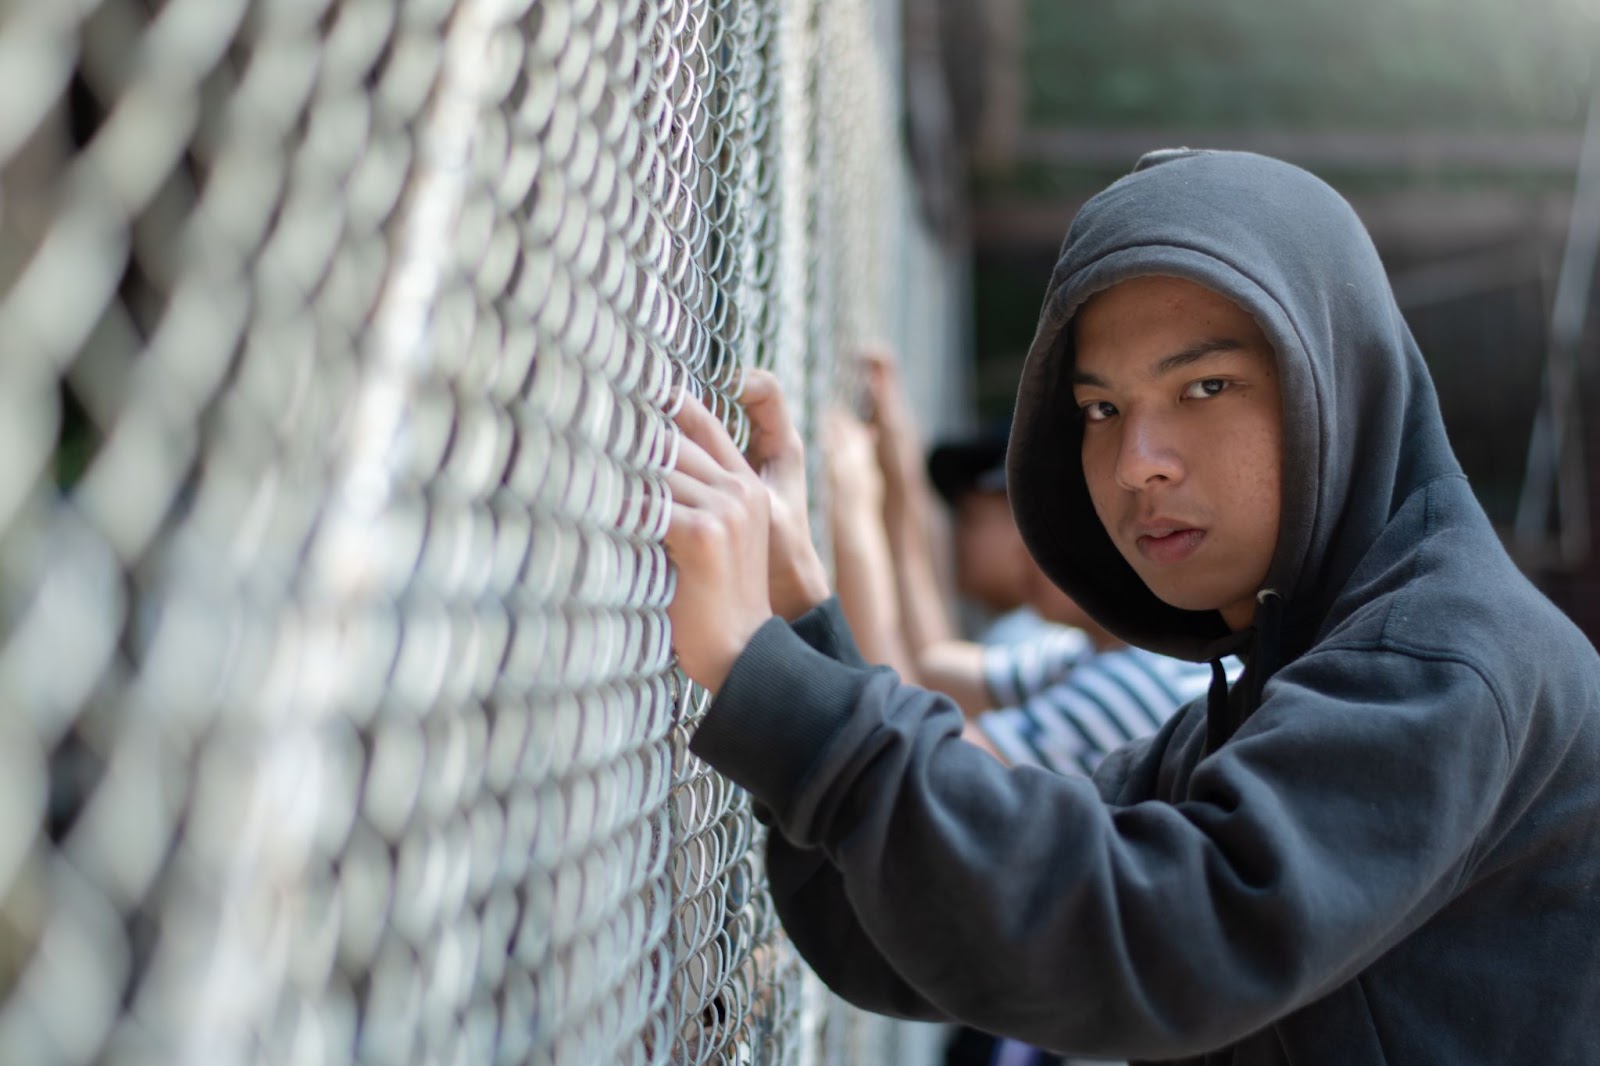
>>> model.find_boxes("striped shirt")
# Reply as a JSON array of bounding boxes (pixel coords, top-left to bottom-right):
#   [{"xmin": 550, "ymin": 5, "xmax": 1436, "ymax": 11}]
[
  {"xmin": 978, "ymin": 630, "xmax": 1239, "ymax": 777},
  {"xmin": 979, "ymin": 606, "xmax": 1063, "ymax": 648}
]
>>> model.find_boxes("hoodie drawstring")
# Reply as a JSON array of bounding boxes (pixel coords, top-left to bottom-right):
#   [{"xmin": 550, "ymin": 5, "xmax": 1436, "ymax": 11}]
[
  {"xmin": 1204, "ymin": 657, "xmax": 1231, "ymax": 754},
  {"xmin": 1205, "ymin": 588, "xmax": 1285, "ymax": 753},
  {"xmin": 1244, "ymin": 588, "xmax": 1284, "ymax": 716}
]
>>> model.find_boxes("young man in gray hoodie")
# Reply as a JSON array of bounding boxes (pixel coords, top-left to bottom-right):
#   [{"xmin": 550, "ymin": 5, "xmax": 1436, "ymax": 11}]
[{"xmin": 661, "ymin": 150, "xmax": 1600, "ymax": 1064}]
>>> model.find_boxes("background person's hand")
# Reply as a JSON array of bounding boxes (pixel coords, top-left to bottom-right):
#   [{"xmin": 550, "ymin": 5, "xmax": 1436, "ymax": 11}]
[
  {"xmin": 823, "ymin": 407, "xmax": 883, "ymax": 516},
  {"xmin": 664, "ymin": 389, "xmax": 776, "ymax": 693},
  {"xmin": 741, "ymin": 369, "xmax": 830, "ymax": 620},
  {"xmin": 859, "ymin": 347, "xmax": 924, "ymax": 501}
]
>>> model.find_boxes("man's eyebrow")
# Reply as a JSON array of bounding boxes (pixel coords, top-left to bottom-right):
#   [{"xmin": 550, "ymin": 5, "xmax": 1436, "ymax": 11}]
[
  {"xmin": 1070, "ymin": 337, "xmax": 1245, "ymax": 389},
  {"xmin": 1154, "ymin": 337, "xmax": 1244, "ymax": 376}
]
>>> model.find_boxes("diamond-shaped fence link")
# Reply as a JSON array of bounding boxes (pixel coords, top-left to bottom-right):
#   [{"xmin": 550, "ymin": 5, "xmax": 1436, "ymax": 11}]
[{"xmin": 0, "ymin": 0, "xmax": 959, "ymax": 1064}]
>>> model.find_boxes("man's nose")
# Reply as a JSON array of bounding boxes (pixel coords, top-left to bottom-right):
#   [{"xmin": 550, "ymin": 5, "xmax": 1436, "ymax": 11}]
[{"xmin": 1114, "ymin": 412, "xmax": 1185, "ymax": 491}]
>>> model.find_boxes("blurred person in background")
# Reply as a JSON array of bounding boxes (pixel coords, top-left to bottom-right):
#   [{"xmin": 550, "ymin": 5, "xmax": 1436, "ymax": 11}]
[{"xmin": 924, "ymin": 420, "xmax": 1054, "ymax": 647}]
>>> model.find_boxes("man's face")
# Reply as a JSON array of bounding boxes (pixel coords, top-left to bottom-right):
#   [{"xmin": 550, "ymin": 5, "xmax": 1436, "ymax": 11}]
[
  {"xmin": 953, "ymin": 490, "xmax": 1031, "ymax": 613},
  {"xmin": 1072, "ymin": 275, "xmax": 1283, "ymax": 631}
]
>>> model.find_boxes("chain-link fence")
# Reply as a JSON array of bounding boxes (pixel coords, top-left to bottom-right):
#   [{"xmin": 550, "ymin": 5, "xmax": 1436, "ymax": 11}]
[{"xmin": 0, "ymin": 1, "xmax": 963, "ymax": 1064}]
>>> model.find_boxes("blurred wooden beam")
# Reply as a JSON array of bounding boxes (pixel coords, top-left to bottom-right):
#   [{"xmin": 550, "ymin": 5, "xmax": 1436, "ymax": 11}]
[
  {"xmin": 973, "ymin": 188, "xmax": 1576, "ymax": 259},
  {"xmin": 1013, "ymin": 127, "xmax": 1587, "ymax": 173},
  {"xmin": 1387, "ymin": 246, "xmax": 1548, "ymax": 308}
]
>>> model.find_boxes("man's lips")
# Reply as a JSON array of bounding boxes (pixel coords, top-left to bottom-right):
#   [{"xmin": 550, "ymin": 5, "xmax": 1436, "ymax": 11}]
[{"xmin": 1134, "ymin": 526, "xmax": 1206, "ymax": 565}]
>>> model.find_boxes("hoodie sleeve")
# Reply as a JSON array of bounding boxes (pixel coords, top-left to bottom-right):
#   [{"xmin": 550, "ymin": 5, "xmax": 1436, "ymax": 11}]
[
  {"xmin": 733, "ymin": 601, "xmax": 950, "ymax": 1017},
  {"xmin": 760, "ymin": 600, "xmax": 1187, "ymax": 1018},
  {"xmin": 692, "ymin": 622, "xmax": 1512, "ymax": 1060},
  {"xmin": 785, "ymin": 596, "xmax": 869, "ymax": 668}
]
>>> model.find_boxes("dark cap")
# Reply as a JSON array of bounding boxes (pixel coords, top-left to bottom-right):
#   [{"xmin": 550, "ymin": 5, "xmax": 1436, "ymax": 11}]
[{"xmin": 926, "ymin": 422, "xmax": 1011, "ymax": 507}]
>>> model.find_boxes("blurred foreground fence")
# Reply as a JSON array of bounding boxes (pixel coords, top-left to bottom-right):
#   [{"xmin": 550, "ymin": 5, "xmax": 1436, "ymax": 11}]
[{"xmin": 0, "ymin": 0, "xmax": 962, "ymax": 1063}]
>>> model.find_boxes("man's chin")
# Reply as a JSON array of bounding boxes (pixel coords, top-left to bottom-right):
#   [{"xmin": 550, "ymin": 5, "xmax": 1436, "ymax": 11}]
[
  {"xmin": 1116, "ymin": 549, "xmax": 1241, "ymax": 617},
  {"xmin": 1140, "ymin": 576, "xmax": 1233, "ymax": 618}
]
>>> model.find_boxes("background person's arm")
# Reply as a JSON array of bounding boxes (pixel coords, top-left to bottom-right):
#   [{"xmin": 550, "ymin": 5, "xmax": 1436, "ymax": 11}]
[
  {"xmin": 859, "ymin": 351, "xmax": 997, "ymax": 713},
  {"xmin": 861, "ymin": 350, "xmax": 960, "ymax": 652},
  {"xmin": 825, "ymin": 409, "xmax": 920, "ymax": 681},
  {"xmin": 913, "ymin": 641, "xmax": 992, "ymax": 717}
]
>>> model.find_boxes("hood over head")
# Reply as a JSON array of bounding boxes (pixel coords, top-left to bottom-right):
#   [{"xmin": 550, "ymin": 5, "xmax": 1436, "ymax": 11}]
[{"xmin": 1008, "ymin": 149, "xmax": 1462, "ymax": 663}]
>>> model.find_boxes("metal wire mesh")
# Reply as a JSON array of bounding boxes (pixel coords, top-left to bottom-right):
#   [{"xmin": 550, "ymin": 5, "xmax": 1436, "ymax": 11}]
[{"xmin": 0, "ymin": 0, "xmax": 958, "ymax": 1063}]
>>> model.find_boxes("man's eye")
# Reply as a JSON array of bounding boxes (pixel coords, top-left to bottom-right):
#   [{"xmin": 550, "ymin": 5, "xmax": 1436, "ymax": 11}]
[
  {"xmin": 1182, "ymin": 378, "xmax": 1228, "ymax": 399},
  {"xmin": 1080, "ymin": 400, "xmax": 1117, "ymax": 423}
]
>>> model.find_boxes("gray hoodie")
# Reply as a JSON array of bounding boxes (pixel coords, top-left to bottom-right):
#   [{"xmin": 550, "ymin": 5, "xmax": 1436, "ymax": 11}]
[{"xmin": 690, "ymin": 151, "xmax": 1600, "ymax": 1063}]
